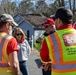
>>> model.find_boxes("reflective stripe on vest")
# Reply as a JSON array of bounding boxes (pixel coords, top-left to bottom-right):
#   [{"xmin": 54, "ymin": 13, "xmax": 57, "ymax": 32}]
[
  {"xmin": 0, "ymin": 63, "xmax": 9, "ymax": 67},
  {"xmin": 50, "ymin": 33, "xmax": 60, "ymax": 62},
  {"xmin": 0, "ymin": 35, "xmax": 8, "ymax": 60},
  {"xmin": 46, "ymin": 33, "xmax": 63, "ymax": 63},
  {"xmin": 52, "ymin": 64, "xmax": 76, "ymax": 70},
  {"xmin": 0, "ymin": 34, "xmax": 11, "ymax": 67}
]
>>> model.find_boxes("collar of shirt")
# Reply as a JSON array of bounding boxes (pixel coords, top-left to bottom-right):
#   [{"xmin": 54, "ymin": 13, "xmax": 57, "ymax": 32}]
[
  {"xmin": 44, "ymin": 29, "xmax": 56, "ymax": 36},
  {"xmin": 18, "ymin": 39, "xmax": 24, "ymax": 43},
  {"xmin": 57, "ymin": 24, "xmax": 72, "ymax": 30}
]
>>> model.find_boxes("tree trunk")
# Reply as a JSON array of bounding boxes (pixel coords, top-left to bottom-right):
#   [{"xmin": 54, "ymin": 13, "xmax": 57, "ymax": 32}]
[
  {"xmin": 73, "ymin": 0, "xmax": 75, "ymax": 14},
  {"xmin": 61, "ymin": 0, "xmax": 65, "ymax": 7},
  {"xmin": 69, "ymin": 0, "xmax": 72, "ymax": 10},
  {"xmin": 57, "ymin": 0, "xmax": 61, "ymax": 7}
]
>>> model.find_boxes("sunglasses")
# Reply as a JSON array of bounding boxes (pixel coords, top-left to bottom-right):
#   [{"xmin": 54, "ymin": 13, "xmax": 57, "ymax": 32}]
[
  {"xmin": 16, "ymin": 33, "xmax": 22, "ymax": 36},
  {"xmin": 44, "ymin": 26, "xmax": 49, "ymax": 28}
]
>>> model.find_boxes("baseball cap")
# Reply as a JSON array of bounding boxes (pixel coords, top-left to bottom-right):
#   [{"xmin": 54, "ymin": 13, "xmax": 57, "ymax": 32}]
[
  {"xmin": 50, "ymin": 14, "xmax": 55, "ymax": 20},
  {"xmin": 42, "ymin": 18, "xmax": 55, "ymax": 26},
  {"xmin": 73, "ymin": 22, "xmax": 76, "ymax": 29},
  {"xmin": 54, "ymin": 7, "xmax": 73, "ymax": 22},
  {"xmin": 0, "ymin": 13, "xmax": 18, "ymax": 26}
]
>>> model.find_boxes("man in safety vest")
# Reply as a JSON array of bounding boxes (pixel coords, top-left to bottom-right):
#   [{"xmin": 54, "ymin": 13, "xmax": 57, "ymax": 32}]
[
  {"xmin": 34, "ymin": 18, "xmax": 56, "ymax": 75},
  {"xmin": 0, "ymin": 14, "xmax": 20, "ymax": 75},
  {"xmin": 40, "ymin": 7, "xmax": 76, "ymax": 75},
  {"xmin": 34, "ymin": 18, "xmax": 56, "ymax": 51}
]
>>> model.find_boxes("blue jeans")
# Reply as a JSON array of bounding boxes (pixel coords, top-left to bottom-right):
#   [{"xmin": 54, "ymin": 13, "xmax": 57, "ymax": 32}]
[
  {"xmin": 19, "ymin": 61, "xmax": 29, "ymax": 75},
  {"xmin": 42, "ymin": 69, "xmax": 51, "ymax": 75}
]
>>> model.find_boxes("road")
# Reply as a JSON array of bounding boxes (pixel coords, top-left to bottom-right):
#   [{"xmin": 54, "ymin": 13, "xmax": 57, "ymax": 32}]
[{"xmin": 27, "ymin": 49, "xmax": 42, "ymax": 75}]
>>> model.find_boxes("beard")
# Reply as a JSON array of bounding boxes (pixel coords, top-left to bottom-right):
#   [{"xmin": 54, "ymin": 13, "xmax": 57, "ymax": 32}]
[{"xmin": 8, "ymin": 28, "xmax": 12, "ymax": 35}]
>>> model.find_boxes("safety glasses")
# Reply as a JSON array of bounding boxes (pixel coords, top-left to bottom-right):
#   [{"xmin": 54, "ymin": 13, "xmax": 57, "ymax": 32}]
[
  {"xmin": 44, "ymin": 26, "xmax": 49, "ymax": 28},
  {"xmin": 16, "ymin": 33, "xmax": 22, "ymax": 36}
]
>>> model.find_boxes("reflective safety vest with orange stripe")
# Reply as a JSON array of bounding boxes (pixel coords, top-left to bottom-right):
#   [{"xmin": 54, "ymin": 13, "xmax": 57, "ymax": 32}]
[
  {"xmin": 0, "ymin": 33, "xmax": 14, "ymax": 75},
  {"xmin": 45, "ymin": 28, "xmax": 76, "ymax": 75}
]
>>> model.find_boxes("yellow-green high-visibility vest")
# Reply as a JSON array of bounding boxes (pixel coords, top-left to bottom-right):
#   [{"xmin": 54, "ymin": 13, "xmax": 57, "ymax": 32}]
[
  {"xmin": 45, "ymin": 28, "xmax": 76, "ymax": 75},
  {"xmin": 34, "ymin": 35, "xmax": 45, "ymax": 52}
]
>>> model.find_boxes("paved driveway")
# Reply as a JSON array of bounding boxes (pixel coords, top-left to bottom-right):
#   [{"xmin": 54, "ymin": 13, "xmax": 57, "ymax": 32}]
[{"xmin": 27, "ymin": 50, "xmax": 42, "ymax": 75}]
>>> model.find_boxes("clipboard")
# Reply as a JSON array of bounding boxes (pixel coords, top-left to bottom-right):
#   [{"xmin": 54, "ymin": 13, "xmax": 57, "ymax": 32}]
[{"xmin": 34, "ymin": 59, "xmax": 43, "ymax": 69}]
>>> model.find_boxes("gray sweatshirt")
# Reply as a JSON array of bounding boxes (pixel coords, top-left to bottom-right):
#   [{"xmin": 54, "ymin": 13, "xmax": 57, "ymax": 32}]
[{"xmin": 18, "ymin": 39, "xmax": 31, "ymax": 61}]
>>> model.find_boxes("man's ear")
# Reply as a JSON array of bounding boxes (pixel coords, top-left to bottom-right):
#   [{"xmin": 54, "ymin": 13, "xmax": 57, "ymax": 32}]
[
  {"xmin": 58, "ymin": 18, "xmax": 62, "ymax": 26},
  {"xmin": 57, "ymin": 18, "xmax": 60, "ymax": 23},
  {"xmin": 52, "ymin": 25, "xmax": 55, "ymax": 28}
]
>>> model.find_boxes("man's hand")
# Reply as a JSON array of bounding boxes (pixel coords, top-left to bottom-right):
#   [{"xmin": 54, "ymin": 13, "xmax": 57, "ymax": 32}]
[
  {"xmin": 43, "ymin": 62, "xmax": 51, "ymax": 71},
  {"xmin": 36, "ymin": 37, "xmax": 42, "ymax": 42}
]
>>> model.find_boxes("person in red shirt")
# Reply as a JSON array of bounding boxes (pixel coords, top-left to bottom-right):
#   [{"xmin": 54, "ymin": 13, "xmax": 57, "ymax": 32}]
[
  {"xmin": 0, "ymin": 13, "xmax": 20, "ymax": 75},
  {"xmin": 34, "ymin": 18, "xmax": 56, "ymax": 75},
  {"xmin": 40, "ymin": 7, "xmax": 76, "ymax": 75}
]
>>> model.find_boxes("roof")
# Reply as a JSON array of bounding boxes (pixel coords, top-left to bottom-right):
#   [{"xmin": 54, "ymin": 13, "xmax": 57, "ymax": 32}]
[{"xmin": 20, "ymin": 13, "xmax": 47, "ymax": 28}]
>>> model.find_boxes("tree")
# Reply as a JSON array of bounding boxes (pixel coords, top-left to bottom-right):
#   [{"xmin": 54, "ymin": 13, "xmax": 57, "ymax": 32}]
[
  {"xmin": 35, "ymin": 0, "xmax": 48, "ymax": 14},
  {"xmin": 18, "ymin": 0, "xmax": 34, "ymax": 14},
  {"xmin": 0, "ymin": 0, "xmax": 17, "ymax": 15},
  {"xmin": 67, "ymin": 0, "xmax": 76, "ymax": 22},
  {"xmin": 57, "ymin": 0, "xmax": 65, "ymax": 7}
]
